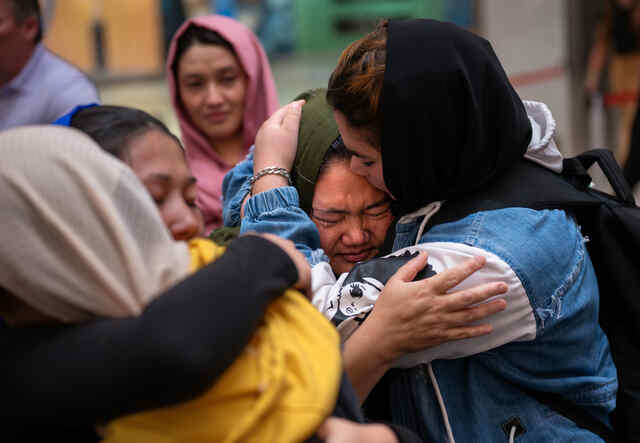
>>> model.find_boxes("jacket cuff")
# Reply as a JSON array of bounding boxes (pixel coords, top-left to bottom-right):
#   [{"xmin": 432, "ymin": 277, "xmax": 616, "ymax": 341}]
[
  {"xmin": 245, "ymin": 186, "xmax": 300, "ymax": 218},
  {"xmin": 223, "ymin": 179, "xmax": 252, "ymax": 227}
]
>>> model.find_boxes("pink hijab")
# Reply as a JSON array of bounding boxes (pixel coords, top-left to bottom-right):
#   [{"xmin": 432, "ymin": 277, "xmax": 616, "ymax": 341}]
[{"xmin": 167, "ymin": 15, "xmax": 279, "ymax": 233}]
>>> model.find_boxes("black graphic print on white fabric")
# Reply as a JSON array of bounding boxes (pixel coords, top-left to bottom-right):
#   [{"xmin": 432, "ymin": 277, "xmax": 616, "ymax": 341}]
[{"xmin": 328, "ymin": 251, "xmax": 436, "ymax": 332}]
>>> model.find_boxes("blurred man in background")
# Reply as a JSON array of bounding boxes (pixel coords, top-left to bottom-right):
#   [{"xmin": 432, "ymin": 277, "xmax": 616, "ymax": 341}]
[{"xmin": 0, "ymin": 0, "xmax": 99, "ymax": 130}]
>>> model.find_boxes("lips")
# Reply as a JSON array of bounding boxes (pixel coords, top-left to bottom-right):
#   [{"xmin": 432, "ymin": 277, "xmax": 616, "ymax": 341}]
[
  {"xmin": 340, "ymin": 248, "xmax": 375, "ymax": 263},
  {"xmin": 204, "ymin": 111, "xmax": 228, "ymax": 123}
]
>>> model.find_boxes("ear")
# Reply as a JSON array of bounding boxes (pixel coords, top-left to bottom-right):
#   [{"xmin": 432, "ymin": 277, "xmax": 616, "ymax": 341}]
[{"xmin": 20, "ymin": 15, "xmax": 39, "ymax": 43}]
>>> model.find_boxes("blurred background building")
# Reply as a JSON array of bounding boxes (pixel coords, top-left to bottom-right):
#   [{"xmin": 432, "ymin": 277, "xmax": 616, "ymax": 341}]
[{"xmin": 40, "ymin": 0, "xmax": 628, "ymax": 159}]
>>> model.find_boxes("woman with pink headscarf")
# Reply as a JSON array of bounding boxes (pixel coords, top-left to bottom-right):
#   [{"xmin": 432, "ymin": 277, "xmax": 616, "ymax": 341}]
[{"xmin": 167, "ymin": 15, "xmax": 278, "ymax": 232}]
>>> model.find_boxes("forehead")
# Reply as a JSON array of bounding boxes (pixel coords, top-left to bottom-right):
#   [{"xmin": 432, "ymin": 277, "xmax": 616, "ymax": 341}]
[
  {"xmin": 313, "ymin": 161, "xmax": 386, "ymax": 209},
  {"xmin": 126, "ymin": 130, "xmax": 187, "ymax": 170},
  {"xmin": 333, "ymin": 111, "xmax": 379, "ymax": 158},
  {"xmin": 178, "ymin": 43, "xmax": 243, "ymax": 74}
]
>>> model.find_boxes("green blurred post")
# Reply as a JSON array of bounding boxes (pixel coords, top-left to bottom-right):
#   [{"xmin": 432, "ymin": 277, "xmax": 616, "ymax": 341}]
[{"xmin": 294, "ymin": 0, "xmax": 445, "ymax": 53}]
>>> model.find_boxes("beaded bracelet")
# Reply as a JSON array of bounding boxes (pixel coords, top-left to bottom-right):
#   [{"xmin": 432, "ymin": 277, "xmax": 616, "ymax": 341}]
[{"xmin": 249, "ymin": 166, "xmax": 293, "ymax": 190}]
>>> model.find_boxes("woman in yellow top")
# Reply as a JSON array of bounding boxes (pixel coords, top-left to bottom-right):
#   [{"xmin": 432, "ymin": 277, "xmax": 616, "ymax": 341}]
[{"xmin": 0, "ymin": 125, "xmax": 341, "ymax": 443}]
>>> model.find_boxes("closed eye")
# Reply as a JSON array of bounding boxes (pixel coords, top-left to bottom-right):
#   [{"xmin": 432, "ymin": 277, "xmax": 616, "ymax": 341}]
[
  {"xmin": 364, "ymin": 208, "xmax": 391, "ymax": 218},
  {"xmin": 311, "ymin": 210, "xmax": 346, "ymax": 226}
]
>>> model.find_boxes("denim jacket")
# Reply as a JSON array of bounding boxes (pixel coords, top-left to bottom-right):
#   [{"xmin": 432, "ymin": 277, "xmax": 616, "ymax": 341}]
[
  {"xmin": 383, "ymin": 206, "xmax": 617, "ymax": 442},
  {"xmin": 229, "ymin": 180, "xmax": 618, "ymax": 440},
  {"xmin": 226, "ymin": 169, "xmax": 618, "ymax": 442}
]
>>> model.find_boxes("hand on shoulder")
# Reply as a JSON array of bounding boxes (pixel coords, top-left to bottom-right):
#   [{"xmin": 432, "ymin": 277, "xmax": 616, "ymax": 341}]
[{"xmin": 245, "ymin": 232, "xmax": 311, "ymax": 293}]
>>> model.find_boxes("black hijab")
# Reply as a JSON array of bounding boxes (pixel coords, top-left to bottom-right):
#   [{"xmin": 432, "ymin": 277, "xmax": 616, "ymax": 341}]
[{"xmin": 380, "ymin": 19, "xmax": 532, "ymax": 215}]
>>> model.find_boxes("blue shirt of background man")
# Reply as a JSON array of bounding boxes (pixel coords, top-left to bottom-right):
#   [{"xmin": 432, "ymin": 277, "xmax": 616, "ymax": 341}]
[{"xmin": 0, "ymin": 44, "xmax": 99, "ymax": 130}]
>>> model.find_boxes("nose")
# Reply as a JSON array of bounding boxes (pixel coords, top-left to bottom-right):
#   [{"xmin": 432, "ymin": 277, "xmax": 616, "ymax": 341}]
[
  {"xmin": 341, "ymin": 216, "xmax": 369, "ymax": 246},
  {"xmin": 205, "ymin": 83, "xmax": 224, "ymax": 106},
  {"xmin": 168, "ymin": 206, "xmax": 202, "ymax": 241}
]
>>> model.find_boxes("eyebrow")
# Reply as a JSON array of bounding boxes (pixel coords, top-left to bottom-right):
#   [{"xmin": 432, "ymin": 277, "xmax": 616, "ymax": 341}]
[
  {"xmin": 144, "ymin": 173, "xmax": 171, "ymax": 184},
  {"xmin": 365, "ymin": 198, "xmax": 391, "ymax": 210},
  {"xmin": 144, "ymin": 174, "xmax": 197, "ymax": 186},
  {"xmin": 216, "ymin": 66, "xmax": 238, "ymax": 75},
  {"xmin": 182, "ymin": 74, "xmax": 204, "ymax": 80},
  {"xmin": 182, "ymin": 66, "xmax": 238, "ymax": 81},
  {"xmin": 313, "ymin": 197, "xmax": 389, "ymax": 215},
  {"xmin": 312, "ymin": 207, "xmax": 349, "ymax": 215},
  {"xmin": 345, "ymin": 148, "xmax": 366, "ymax": 159}
]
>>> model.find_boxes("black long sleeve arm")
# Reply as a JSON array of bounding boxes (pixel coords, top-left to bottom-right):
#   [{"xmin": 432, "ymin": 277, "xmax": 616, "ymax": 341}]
[{"xmin": 0, "ymin": 235, "xmax": 298, "ymax": 425}]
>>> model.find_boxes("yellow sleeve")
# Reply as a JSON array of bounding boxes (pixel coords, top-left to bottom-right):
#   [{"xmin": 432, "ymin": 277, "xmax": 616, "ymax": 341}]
[
  {"xmin": 188, "ymin": 237, "xmax": 227, "ymax": 272},
  {"xmin": 102, "ymin": 291, "xmax": 341, "ymax": 443}
]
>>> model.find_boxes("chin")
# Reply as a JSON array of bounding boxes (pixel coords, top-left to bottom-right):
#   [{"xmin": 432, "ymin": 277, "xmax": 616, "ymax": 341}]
[
  {"xmin": 206, "ymin": 126, "xmax": 242, "ymax": 143},
  {"xmin": 331, "ymin": 261, "xmax": 352, "ymax": 275}
]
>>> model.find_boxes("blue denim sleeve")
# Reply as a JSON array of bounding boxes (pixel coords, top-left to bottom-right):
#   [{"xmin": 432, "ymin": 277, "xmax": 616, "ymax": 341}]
[
  {"xmin": 222, "ymin": 148, "xmax": 254, "ymax": 227},
  {"xmin": 241, "ymin": 186, "xmax": 329, "ymax": 266}
]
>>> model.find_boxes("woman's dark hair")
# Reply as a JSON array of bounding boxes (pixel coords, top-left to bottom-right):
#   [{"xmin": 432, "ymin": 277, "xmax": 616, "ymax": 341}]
[
  {"xmin": 317, "ymin": 136, "xmax": 351, "ymax": 180},
  {"xmin": 70, "ymin": 105, "xmax": 181, "ymax": 159},
  {"xmin": 326, "ymin": 20, "xmax": 388, "ymax": 146},
  {"xmin": 171, "ymin": 25, "xmax": 235, "ymax": 77}
]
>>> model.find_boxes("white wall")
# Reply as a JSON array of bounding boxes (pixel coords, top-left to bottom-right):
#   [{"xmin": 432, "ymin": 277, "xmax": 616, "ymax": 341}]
[{"xmin": 479, "ymin": 0, "xmax": 576, "ymax": 154}]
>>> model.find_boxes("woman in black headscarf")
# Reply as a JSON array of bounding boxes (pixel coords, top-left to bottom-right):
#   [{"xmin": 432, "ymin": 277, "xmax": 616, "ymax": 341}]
[
  {"xmin": 321, "ymin": 19, "xmax": 618, "ymax": 442},
  {"xmin": 253, "ymin": 19, "xmax": 616, "ymax": 442}
]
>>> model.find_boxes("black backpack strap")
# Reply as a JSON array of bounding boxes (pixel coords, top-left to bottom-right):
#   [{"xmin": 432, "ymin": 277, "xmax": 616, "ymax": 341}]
[
  {"xmin": 565, "ymin": 149, "xmax": 636, "ymax": 205},
  {"xmin": 561, "ymin": 156, "xmax": 592, "ymax": 191},
  {"xmin": 425, "ymin": 158, "xmax": 601, "ymax": 231}
]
